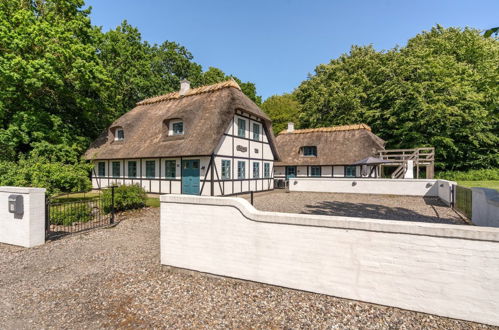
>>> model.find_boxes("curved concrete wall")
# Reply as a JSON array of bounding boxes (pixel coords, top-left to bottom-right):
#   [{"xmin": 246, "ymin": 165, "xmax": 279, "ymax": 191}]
[{"xmin": 161, "ymin": 195, "xmax": 499, "ymax": 326}]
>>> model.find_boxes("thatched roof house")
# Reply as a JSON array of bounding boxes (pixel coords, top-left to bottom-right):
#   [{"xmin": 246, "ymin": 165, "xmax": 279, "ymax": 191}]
[
  {"xmin": 84, "ymin": 80, "xmax": 279, "ymax": 196},
  {"xmin": 274, "ymin": 123, "xmax": 385, "ymax": 178},
  {"xmin": 85, "ymin": 80, "xmax": 278, "ymax": 160}
]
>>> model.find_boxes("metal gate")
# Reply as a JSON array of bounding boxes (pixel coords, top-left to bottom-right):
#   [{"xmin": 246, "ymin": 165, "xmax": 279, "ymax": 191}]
[
  {"xmin": 454, "ymin": 185, "xmax": 472, "ymax": 219},
  {"xmin": 45, "ymin": 188, "xmax": 115, "ymax": 240}
]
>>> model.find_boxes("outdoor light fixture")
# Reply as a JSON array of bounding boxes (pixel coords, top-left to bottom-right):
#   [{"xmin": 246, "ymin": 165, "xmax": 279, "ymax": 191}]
[{"xmin": 352, "ymin": 181, "xmax": 357, "ymax": 186}]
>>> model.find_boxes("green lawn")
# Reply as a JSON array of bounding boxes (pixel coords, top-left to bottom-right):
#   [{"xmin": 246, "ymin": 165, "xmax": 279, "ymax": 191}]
[
  {"xmin": 457, "ymin": 180, "xmax": 499, "ymax": 191},
  {"xmin": 146, "ymin": 197, "xmax": 160, "ymax": 208}
]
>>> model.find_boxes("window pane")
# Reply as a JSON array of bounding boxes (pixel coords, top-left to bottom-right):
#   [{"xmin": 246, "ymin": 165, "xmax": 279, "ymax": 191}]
[
  {"xmin": 237, "ymin": 161, "xmax": 245, "ymax": 179},
  {"xmin": 311, "ymin": 166, "xmax": 321, "ymax": 177},
  {"xmin": 98, "ymin": 162, "xmax": 106, "ymax": 176},
  {"xmin": 238, "ymin": 118, "xmax": 246, "ymax": 137},
  {"xmin": 345, "ymin": 166, "xmax": 356, "ymax": 177},
  {"xmin": 172, "ymin": 122, "xmax": 183, "ymax": 135},
  {"xmin": 165, "ymin": 160, "xmax": 176, "ymax": 178},
  {"xmin": 303, "ymin": 146, "xmax": 317, "ymax": 156},
  {"xmin": 253, "ymin": 162, "xmax": 260, "ymax": 178},
  {"xmin": 252, "ymin": 123, "xmax": 260, "ymax": 140},
  {"xmin": 221, "ymin": 160, "xmax": 231, "ymax": 179},
  {"xmin": 146, "ymin": 160, "xmax": 155, "ymax": 178},
  {"xmin": 116, "ymin": 129, "xmax": 124, "ymax": 140},
  {"xmin": 264, "ymin": 163, "xmax": 270, "ymax": 178},
  {"xmin": 112, "ymin": 161, "xmax": 120, "ymax": 177},
  {"xmin": 128, "ymin": 161, "xmax": 137, "ymax": 178}
]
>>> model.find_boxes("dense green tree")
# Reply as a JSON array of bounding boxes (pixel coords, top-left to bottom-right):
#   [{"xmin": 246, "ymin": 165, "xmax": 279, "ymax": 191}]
[
  {"xmin": 261, "ymin": 94, "xmax": 302, "ymax": 134},
  {"xmin": 295, "ymin": 26, "xmax": 499, "ymax": 170}
]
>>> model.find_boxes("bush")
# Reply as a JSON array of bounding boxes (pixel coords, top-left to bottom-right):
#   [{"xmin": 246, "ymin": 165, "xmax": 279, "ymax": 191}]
[
  {"xmin": 436, "ymin": 168, "xmax": 499, "ymax": 181},
  {"xmin": 50, "ymin": 204, "xmax": 93, "ymax": 226},
  {"xmin": 102, "ymin": 184, "xmax": 147, "ymax": 213}
]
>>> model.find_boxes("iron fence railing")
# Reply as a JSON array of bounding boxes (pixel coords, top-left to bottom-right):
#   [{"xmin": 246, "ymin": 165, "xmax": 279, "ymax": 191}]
[{"xmin": 46, "ymin": 187, "xmax": 116, "ymax": 239}]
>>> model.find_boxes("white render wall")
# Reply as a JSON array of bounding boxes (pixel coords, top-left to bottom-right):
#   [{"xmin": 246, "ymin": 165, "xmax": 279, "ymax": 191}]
[
  {"xmin": 288, "ymin": 178, "xmax": 448, "ymax": 197},
  {"xmin": 0, "ymin": 187, "xmax": 46, "ymax": 248},
  {"xmin": 472, "ymin": 188, "xmax": 499, "ymax": 228},
  {"xmin": 161, "ymin": 195, "xmax": 499, "ymax": 326}
]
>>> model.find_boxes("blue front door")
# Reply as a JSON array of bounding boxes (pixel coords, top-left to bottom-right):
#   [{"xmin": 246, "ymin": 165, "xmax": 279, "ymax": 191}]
[{"xmin": 182, "ymin": 160, "xmax": 200, "ymax": 195}]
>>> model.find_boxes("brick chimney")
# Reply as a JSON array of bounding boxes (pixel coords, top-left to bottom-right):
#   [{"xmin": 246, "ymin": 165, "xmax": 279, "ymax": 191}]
[
  {"xmin": 287, "ymin": 122, "xmax": 295, "ymax": 133},
  {"xmin": 179, "ymin": 79, "xmax": 190, "ymax": 95}
]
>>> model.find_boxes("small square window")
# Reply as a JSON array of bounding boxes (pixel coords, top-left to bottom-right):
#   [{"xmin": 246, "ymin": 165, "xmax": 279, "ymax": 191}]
[
  {"xmin": 311, "ymin": 166, "xmax": 321, "ymax": 177},
  {"xmin": 115, "ymin": 129, "xmax": 124, "ymax": 141},
  {"xmin": 303, "ymin": 146, "xmax": 317, "ymax": 157},
  {"xmin": 172, "ymin": 122, "xmax": 184, "ymax": 135}
]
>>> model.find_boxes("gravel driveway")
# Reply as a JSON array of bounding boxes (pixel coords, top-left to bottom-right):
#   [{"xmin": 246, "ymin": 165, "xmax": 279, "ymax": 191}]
[
  {"xmin": 0, "ymin": 207, "xmax": 489, "ymax": 329},
  {"xmin": 242, "ymin": 190, "xmax": 466, "ymax": 225}
]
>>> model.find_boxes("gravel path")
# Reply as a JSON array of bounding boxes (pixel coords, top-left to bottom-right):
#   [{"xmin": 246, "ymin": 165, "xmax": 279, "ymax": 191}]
[
  {"xmin": 241, "ymin": 190, "xmax": 466, "ymax": 225},
  {"xmin": 0, "ymin": 207, "xmax": 489, "ymax": 329}
]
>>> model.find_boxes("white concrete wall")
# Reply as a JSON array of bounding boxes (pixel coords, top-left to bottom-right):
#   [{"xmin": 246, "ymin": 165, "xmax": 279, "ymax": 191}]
[
  {"xmin": 288, "ymin": 178, "xmax": 445, "ymax": 197},
  {"xmin": 161, "ymin": 195, "xmax": 499, "ymax": 326},
  {"xmin": 472, "ymin": 188, "xmax": 499, "ymax": 228},
  {"xmin": 437, "ymin": 179, "xmax": 456, "ymax": 205},
  {"xmin": 0, "ymin": 187, "xmax": 46, "ymax": 248}
]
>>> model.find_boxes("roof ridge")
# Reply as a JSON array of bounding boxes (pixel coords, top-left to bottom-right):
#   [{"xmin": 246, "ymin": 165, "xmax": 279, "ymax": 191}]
[
  {"xmin": 279, "ymin": 124, "xmax": 372, "ymax": 135},
  {"xmin": 136, "ymin": 79, "xmax": 241, "ymax": 106}
]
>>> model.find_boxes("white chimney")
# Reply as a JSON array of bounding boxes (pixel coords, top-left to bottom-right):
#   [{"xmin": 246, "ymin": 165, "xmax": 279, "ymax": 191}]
[
  {"xmin": 179, "ymin": 79, "xmax": 190, "ymax": 95},
  {"xmin": 287, "ymin": 122, "xmax": 295, "ymax": 133}
]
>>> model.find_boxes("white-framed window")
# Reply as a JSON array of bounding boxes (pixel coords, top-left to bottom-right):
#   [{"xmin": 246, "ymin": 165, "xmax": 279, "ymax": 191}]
[
  {"xmin": 169, "ymin": 120, "xmax": 184, "ymax": 136},
  {"xmin": 221, "ymin": 160, "xmax": 231, "ymax": 180},
  {"xmin": 237, "ymin": 161, "xmax": 246, "ymax": 179},
  {"xmin": 98, "ymin": 162, "xmax": 106, "ymax": 177},
  {"xmin": 128, "ymin": 161, "xmax": 137, "ymax": 178},
  {"xmin": 237, "ymin": 118, "xmax": 246, "ymax": 137},
  {"xmin": 252, "ymin": 123, "xmax": 260, "ymax": 141},
  {"xmin": 264, "ymin": 163, "xmax": 270, "ymax": 178},
  {"xmin": 253, "ymin": 162, "xmax": 260, "ymax": 178},
  {"xmin": 115, "ymin": 128, "xmax": 124, "ymax": 141}
]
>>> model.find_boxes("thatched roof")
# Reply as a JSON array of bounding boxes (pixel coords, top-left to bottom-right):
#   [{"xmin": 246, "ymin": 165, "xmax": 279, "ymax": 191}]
[
  {"xmin": 275, "ymin": 124, "xmax": 385, "ymax": 166},
  {"xmin": 84, "ymin": 81, "xmax": 279, "ymax": 160}
]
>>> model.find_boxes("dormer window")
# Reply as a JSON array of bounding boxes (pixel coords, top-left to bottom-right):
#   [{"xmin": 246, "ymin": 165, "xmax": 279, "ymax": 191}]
[
  {"xmin": 302, "ymin": 146, "xmax": 317, "ymax": 157},
  {"xmin": 169, "ymin": 119, "xmax": 184, "ymax": 136},
  {"xmin": 114, "ymin": 128, "xmax": 124, "ymax": 141}
]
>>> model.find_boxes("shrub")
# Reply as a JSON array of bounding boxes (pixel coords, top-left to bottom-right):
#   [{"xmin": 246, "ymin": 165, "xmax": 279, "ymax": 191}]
[
  {"xmin": 50, "ymin": 204, "xmax": 93, "ymax": 226},
  {"xmin": 436, "ymin": 168, "xmax": 499, "ymax": 181},
  {"xmin": 102, "ymin": 184, "xmax": 147, "ymax": 213}
]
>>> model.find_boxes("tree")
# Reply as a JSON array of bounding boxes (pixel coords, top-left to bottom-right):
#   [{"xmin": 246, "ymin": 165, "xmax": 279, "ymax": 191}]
[
  {"xmin": 261, "ymin": 94, "xmax": 302, "ymax": 134},
  {"xmin": 295, "ymin": 26, "xmax": 499, "ymax": 171}
]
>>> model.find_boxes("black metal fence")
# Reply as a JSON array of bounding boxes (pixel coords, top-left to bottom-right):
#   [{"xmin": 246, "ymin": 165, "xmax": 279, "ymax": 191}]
[
  {"xmin": 46, "ymin": 187, "xmax": 116, "ymax": 240},
  {"xmin": 454, "ymin": 185, "xmax": 472, "ymax": 219}
]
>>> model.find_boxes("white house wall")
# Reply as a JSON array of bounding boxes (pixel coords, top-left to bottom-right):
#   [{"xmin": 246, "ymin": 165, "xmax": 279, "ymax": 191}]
[{"xmin": 274, "ymin": 165, "xmax": 375, "ymax": 179}]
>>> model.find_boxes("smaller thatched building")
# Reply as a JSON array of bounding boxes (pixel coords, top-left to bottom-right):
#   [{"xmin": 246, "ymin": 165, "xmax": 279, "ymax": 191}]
[
  {"xmin": 84, "ymin": 80, "xmax": 279, "ymax": 195},
  {"xmin": 274, "ymin": 123, "xmax": 385, "ymax": 179}
]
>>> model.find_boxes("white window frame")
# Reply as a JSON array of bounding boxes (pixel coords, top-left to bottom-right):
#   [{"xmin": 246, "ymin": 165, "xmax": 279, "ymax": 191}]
[
  {"xmin": 169, "ymin": 120, "xmax": 184, "ymax": 136},
  {"xmin": 115, "ymin": 128, "xmax": 124, "ymax": 141}
]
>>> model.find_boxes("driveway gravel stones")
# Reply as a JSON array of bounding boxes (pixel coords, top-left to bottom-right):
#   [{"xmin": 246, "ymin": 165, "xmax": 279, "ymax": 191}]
[{"xmin": 0, "ymin": 203, "xmax": 485, "ymax": 329}]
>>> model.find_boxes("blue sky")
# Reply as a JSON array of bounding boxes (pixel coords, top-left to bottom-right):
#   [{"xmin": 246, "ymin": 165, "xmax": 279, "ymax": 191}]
[{"xmin": 85, "ymin": 0, "xmax": 498, "ymax": 100}]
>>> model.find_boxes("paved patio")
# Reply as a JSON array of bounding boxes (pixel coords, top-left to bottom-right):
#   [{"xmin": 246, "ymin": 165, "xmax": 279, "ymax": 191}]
[{"xmin": 241, "ymin": 190, "xmax": 466, "ymax": 225}]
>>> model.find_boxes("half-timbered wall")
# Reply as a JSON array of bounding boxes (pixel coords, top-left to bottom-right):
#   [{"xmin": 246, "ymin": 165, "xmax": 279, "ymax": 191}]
[
  {"xmin": 274, "ymin": 165, "xmax": 379, "ymax": 179},
  {"xmin": 90, "ymin": 110, "xmax": 275, "ymax": 195}
]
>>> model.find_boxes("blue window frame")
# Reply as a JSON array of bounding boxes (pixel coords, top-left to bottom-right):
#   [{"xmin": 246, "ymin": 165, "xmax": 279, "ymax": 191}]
[
  {"xmin": 146, "ymin": 160, "xmax": 155, "ymax": 178},
  {"xmin": 237, "ymin": 161, "xmax": 245, "ymax": 179},
  {"xmin": 172, "ymin": 122, "xmax": 184, "ymax": 135},
  {"xmin": 311, "ymin": 166, "xmax": 321, "ymax": 177},
  {"xmin": 98, "ymin": 162, "xmax": 105, "ymax": 177},
  {"xmin": 128, "ymin": 161, "xmax": 137, "ymax": 178},
  {"xmin": 345, "ymin": 166, "xmax": 356, "ymax": 178},
  {"xmin": 165, "ymin": 160, "xmax": 176, "ymax": 178},
  {"xmin": 252, "ymin": 123, "xmax": 260, "ymax": 141},
  {"xmin": 264, "ymin": 163, "xmax": 270, "ymax": 178},
  {"xmin": 303, "ymin": 146, "xmax": 317, "ymax": 156},
  {"xmin": 112, "ymin": 161, "xmax": 120, "ymax": 177},
  {"xmin": 253, "ymin": 162, "xmax": 260, "ymax": 178},
  {"xmin": 221, "ymin": 160, "xmax": 231, "ymax": 180},
  {"xmin": 237, "ymin": 118, "xmax": 246, "ymax": 137}
]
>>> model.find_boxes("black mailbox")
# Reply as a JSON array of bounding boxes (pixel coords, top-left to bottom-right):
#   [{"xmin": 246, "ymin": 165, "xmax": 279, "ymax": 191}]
[{"xmin": 8, "ymin": 194, "xmax": 23, "ymax": 214}]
